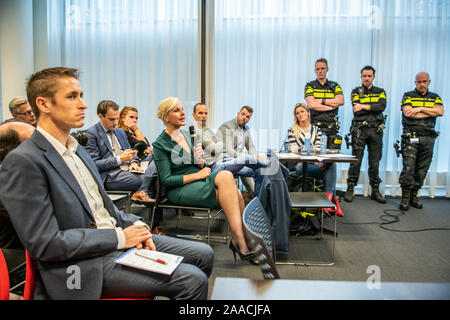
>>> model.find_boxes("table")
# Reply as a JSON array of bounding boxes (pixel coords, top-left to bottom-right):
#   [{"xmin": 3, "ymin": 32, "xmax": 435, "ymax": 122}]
[
  {"xmin": 277, "ymin": 152, "xmax": 358, "ymax": 191},
  {"xmin": 211, "ymin": 277, "xmax": 450, "ymax": 300}
]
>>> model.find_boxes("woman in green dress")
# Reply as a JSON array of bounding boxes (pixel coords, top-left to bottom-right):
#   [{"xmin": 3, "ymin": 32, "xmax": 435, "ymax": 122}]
[{"xmin": 152, "ymin": 97, "xmax": 254, "ymax": 262}]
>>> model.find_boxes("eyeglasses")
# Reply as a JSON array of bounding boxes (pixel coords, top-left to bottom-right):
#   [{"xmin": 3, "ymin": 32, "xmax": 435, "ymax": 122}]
[{"xmin": 14, "ymin": 111, "xmax": 34, "ymax": 116}]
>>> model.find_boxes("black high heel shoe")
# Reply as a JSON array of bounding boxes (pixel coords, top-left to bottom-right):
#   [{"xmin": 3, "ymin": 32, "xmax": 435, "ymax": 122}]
[{"xmin": 229, "ymin": 241, "xmax": 256, "ymax": 263}]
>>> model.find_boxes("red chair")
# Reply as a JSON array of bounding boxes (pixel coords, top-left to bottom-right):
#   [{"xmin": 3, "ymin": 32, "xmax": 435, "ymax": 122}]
[
  {"xmin": 0, "ymin": 249, "xmax": 11, "ymax": 300},
  {"xmin": 23, "ymin": 250, "xmax": 154, "ymax": 300}
]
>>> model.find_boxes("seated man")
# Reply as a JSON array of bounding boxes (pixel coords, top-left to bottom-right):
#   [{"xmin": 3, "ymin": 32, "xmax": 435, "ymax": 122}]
[
  {"xmin": 194, "ymin": 103, "xmax": 291, "ymax": 259},
  {"xmin": 0, "ymin": 67, "xmax": 213, "ymax": 300},
  {"xmin": 85, "ymin": 100, "xmax": 153, "ymax": 200},
  {"xmin": 217, "ymin": 106, "xmax": 264, "ymax": 196},
  {"xmin": 0, "ymin": 122, "xmax": 36, "ymax": 249},
  {"xmin": 2, "ymin": 97, "xmax": 37, "ymax": 127},
  {"xmin": 0, "ymin": 121, "xmax": 36, "ymax": 299},
  {"xmin": 192, "ymin": 103, "xmax": 266, "ymax": 176}
]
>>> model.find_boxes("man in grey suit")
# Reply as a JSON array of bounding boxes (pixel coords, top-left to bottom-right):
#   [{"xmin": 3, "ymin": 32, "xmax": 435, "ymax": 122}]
[
  {"xmin": 217, "ymin": 106, "xmax": 263, "ymax": 196},
  {"xmin": 0, "ymin": 67, "xmax": 213, "ymax": 299}
]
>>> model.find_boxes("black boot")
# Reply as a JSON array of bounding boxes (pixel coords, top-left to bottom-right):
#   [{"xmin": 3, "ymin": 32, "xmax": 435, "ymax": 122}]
[
  {"xmin": 409, "ymin": 189, "xmax": 423, "ymax": 209},
  {"xmin": 371, "ymin": 184, "xmax": 386, "ymax": 204},
  {"xmin": 344, "ymin": 183, "xmax": 355, "ymax": 202},
  {"xmin": 399, "ymin": 188, "xmax": 410, "ymax": 211}
]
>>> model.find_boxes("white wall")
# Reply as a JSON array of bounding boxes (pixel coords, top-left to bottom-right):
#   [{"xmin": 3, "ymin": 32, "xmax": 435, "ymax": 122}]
[{"xmin": 0, "ymin": 0, "xmax": 34, "ymax": 121}]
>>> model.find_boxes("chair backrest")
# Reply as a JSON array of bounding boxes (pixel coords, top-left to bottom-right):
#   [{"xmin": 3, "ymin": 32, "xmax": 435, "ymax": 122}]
[
  {"xmin": 23, "ymin": 250, "xmax": 35, "ymax": 300},
  {"xmin": 242, "ymin": 197, "xmax": 280, "ymax": 280},
  {"xmin": 70, "ymin": 130, "xmax": 88, "ymax": 146},
  {"xmin": 0, "ymin": 249, "xmax": 10, "ymax": 300}
]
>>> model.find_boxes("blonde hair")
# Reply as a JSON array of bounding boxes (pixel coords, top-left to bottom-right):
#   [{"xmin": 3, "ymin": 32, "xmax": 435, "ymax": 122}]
[
  {"xmin": 291, "ymin": 103, "xmax": 310, "ymax": 137},
  {"xmin": 157, "ymin": 97, "xmax": 180, "ymax": 122}
]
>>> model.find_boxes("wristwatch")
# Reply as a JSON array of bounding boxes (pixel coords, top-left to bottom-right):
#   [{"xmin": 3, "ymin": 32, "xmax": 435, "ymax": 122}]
[{"xmin": 322, "ymin": 98, "xmax": 326, "ymax": 105}]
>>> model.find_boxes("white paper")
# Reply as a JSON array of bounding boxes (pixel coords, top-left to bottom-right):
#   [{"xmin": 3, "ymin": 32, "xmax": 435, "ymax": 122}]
[{"xmin": 114, "ymin": 248, "xmax": 183, "ymax": 275}]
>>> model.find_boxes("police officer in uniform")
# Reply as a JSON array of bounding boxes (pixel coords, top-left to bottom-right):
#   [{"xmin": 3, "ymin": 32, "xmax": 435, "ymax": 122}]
[
  {"xmin": 305, "ymin": 58, "xmax": 345, "ymax": 150},
  {"xmin": 398, "ymin": 72, "xmax": 444, "ymax": 210},
  {"xmin": 344, "ymin": 66, "xmax": 387, "ymax": 203}
]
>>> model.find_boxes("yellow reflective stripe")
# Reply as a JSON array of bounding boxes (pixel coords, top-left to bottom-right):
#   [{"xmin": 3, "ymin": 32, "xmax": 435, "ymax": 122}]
[
  {"xmin": 379, "ymin": 91, "xmax": 386, "ymax": 99},
  {"xmin": 310, "ymin": 89, "xmax": 336, "ymax": 99},
  {"xmin": 304, "ymin": 86, "xmax": 314, "ymax": 97},
  {"xmin": 411, "ymin": 100, "xmax": 436, "ymax": 108},
  {"xmin": 435, "ymin": 97, "xmax": 443, "ymax": 105},
  {"xmin": 335, "ymin": 85, "xmax": 343, "ymax": 94},
  {"xmin": 401, "ymin": 96, "xmax": 412, "ymax": 109},
  {"xmin": 359, "ymin": 95, "xmax": 382, "ymax": 104}
]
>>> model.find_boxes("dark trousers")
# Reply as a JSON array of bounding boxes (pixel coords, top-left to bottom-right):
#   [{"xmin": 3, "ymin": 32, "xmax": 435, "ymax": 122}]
[
  {"xmin": 347, "ymin": 127, "xmax": 383, "ymax": 186},
  {"xmin": 399, "ymin": 135, "xmax": 435, "ymax": 191}
]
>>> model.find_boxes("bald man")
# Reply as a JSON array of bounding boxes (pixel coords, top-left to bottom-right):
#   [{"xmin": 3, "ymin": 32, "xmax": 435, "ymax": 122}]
[
  {"xmin": 398, "ymin": 72, "xmax": 444, "ymax": 210},
  {"xmin": 0, "ymin": 121, "xmax": 35, "ymax": 164}
]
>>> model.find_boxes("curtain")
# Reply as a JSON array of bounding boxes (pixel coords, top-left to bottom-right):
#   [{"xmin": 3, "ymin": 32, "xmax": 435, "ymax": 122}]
[
  {"xmin": 213, "ymin": 0, "xmax": 450, "ymax": 197},
  {"xmin": 47, "ymin": 0, "xmax": 199, "ymax": 143}
]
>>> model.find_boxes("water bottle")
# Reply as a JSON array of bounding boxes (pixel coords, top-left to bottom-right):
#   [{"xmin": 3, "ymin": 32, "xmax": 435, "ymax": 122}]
[
  {"xmin": 304, "ymin": 138, "xmax": 311, "ymax": 155},
  {"xmin": 320, "ymin": 133, "xmax": 327, "ymax": 154}
]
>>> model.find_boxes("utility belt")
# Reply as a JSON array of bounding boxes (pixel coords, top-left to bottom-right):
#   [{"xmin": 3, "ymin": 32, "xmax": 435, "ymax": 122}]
[
  {"xmin": 345, "ymin": 118, "xmax": 385, "ymax": 149},
  {"xmin": 312, "ymin": 119, "xmax": 340, "ymax": 131},
  {"xmin": 402, "ymin": 126, "xmax": 439, "ymax": 139},
  {"xmin": 351, "ymin": 119, "xmax": 385, "ymax": 131},
  {"xmin": 312, "ymin": 119, "xmax": 342, "ymax": 150},
  {"xmin": 394, "ymin": 126, "xmax": 439, "ymax": 157}
]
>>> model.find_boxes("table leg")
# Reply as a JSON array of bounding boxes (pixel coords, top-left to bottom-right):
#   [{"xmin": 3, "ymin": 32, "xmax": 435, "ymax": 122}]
[{"xmin": 302, "ymin": 162, "xmax": 308, "ymax": 191}]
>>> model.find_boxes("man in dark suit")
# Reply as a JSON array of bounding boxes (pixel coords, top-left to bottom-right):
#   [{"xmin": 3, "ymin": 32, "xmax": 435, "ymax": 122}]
[
  {"xmin": 86, "ymin": 100, "xmax": 152, "ymax": 200},
  {"xmin": 0, "ymin": 67, "xmax": 213, "ymax": 299}
]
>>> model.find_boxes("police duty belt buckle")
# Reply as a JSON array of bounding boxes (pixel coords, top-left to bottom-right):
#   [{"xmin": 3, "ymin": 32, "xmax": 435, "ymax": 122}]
[{"xmin": 410, "ymin": 137, "xmax": 419, "ymax": 144}]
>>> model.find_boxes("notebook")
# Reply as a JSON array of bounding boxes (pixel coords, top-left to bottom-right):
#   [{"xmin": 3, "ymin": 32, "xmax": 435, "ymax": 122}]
[{"xmin": 114, "ymin": 248, "xmax": 183, "ymax": 275}]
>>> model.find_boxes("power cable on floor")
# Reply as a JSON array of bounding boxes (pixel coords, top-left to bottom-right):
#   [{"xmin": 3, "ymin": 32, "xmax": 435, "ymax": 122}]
[{"xmin": 334, "ymin": 207, "xmax": 450, "ymax": 232}]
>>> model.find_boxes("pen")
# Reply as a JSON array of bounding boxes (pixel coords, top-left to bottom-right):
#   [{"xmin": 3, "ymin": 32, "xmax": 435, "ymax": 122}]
[{"xmin": 135, "ymin": 250, "xmax": 167, "ymax": 264}]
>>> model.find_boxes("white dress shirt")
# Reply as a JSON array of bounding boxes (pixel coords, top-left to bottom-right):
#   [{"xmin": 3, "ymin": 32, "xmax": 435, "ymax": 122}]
[{"xmin": 36, "ymin": 127, "xmax": 147, "ymax": 249}]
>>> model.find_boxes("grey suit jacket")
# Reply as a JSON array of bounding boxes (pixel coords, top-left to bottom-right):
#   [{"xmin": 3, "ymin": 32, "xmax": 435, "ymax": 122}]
[
  {"xmin": 0, "ymin": 130, "xmax": 142, "ymax": 299},
  {"xmin": 217, "ymin": 118, "xmax": 257, "ymax": 160}
]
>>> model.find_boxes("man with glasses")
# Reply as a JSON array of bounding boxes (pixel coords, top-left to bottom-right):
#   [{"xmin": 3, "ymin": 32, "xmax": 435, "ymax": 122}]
[{"xmin": 4, "ymin": 97, "xmax": 37, "ymax": 127}]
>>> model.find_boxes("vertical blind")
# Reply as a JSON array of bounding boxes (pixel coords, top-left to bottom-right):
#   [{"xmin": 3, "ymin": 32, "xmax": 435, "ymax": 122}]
[{"xmin": 44, "ymin": 0, "xmax": 450, "ymax": 196}]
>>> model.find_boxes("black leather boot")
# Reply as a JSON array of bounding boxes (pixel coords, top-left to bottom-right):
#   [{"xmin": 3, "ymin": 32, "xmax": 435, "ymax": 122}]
[
  {"xmin": 409, "ymin": 189, "xmax": 423, "ymax": 209},
  {"xmin": 344, "ymin": 183, "xmax": 355, "ymax": 202},
  {"xmin": 399, "ymin": 189, "xmax": 410, "ymax": 211},
  {"xmin": 371, "ymin": 184, "xmax": 386, "ymax": 204}
]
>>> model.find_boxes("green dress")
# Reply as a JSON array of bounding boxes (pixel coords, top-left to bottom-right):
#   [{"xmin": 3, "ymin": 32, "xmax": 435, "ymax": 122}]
[{"xmin": 152, "ymin": 129, "xmax": 219, "ymax": 208}]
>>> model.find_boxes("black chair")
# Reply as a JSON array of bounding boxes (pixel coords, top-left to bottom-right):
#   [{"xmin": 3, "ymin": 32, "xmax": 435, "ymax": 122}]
[
  {"xmin": 149, "ymin": 175, "xmax": 229, "ymax": 244},
  {"xmin": 70, "ymin": 130, "xmax": 88, "ymax": 146},
  {"xmin": 242, "ymin": 197, "xmax": 280, "ymax": 280}
]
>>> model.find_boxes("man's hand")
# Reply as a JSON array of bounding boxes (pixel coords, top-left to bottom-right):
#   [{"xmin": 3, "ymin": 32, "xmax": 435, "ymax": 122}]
[
  {"xmin": 119, "ymin": 149, "xmax": 138, "ymax": 163},
  {"xmin": 404, "ymin": 106, "xmax": 422, "ymax": 117},
  {"xmin": 138, "ymin": 237, "xmax": 156, "ymax": 251},
  {"xmin": 123, "ymin": 225, "xmax": 152, "ymax": 249},
  {"xmin": 129, "ymin": 161, "xmax": 144, "ymax": 172},
  {"xmin": 353, "ymin": 103, "xmax": 369, "ymax": 113}
]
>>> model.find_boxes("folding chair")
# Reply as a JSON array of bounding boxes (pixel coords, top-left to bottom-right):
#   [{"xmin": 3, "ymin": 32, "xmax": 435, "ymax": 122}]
[
  {"xmin": 279, "ymin": 192, "xmax": 337, "ymax": 267},
  {"xmin": 149, "ymin": 175, "xmax": 229, "ymax": 244},
  {"xmin": 242, "ymin": 197, "xmax": 280, "ymax": 280}
]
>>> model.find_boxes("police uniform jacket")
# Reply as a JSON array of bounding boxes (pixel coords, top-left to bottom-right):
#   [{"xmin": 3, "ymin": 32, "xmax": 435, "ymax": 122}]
[
  {"xmin": 304, "ymin": 79, "xmax": 343, "ymax": 123},
  {"xmin": 351, "ymin": 85, "xmax": 387, "ymax": 122},
  {"xmin": 401, "ymin": 89, "xmax": 443, "ymax": 130}
]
